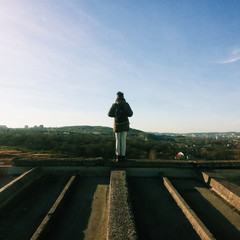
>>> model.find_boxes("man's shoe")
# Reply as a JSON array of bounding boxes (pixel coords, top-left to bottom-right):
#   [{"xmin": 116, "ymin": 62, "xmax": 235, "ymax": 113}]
[
  {"xmin": 121, "ymin": 156, "xmax": 127, "ymax": 161},
  {"xmin": 116, "ymin": 155, "xmax": 122, "ymax": 162}
]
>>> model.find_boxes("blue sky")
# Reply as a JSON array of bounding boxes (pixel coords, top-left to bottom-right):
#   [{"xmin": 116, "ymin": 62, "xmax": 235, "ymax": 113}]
[{"xmin": 1, "ymin": 0, "xmax": 240, "ymax": 133}]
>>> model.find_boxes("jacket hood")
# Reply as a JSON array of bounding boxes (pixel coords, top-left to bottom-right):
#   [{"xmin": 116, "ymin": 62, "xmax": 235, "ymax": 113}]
[{"xmin": 115, "ymin": 98, "xmax": 126, "ymax": 104}]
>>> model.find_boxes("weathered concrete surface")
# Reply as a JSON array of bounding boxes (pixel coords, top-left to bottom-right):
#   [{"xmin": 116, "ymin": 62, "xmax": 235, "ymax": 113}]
[
  {"xmin": 0, "ymin": 167, "xmax": 239, "ymax": 240},
  {"xmin": 163, "ymin": 177, "xmax": 216, "ymax": 240},
  {"xmin": 31, "ymin": 174, "xmax": 77, "ymax": 240},
  {"xmin": 0, "ymin": 166, "xmax": 32, "ymax": 175},
  {"xmin": 200, "ymin": 171, "xmax": 240, "ymax": 211},
  {"xmin": 0, "ymin": 167, "xmax": 42, "ymax": 209},
  {"xmin": 128, "ymin": 177, "xmax": 200, "ymax": 240},
  {"xmin": 0, "ymin": 175, "xmax": 70, "ymax": 239},
  {"xmin": 169, "ymin": 177, "xmax": 240, "ymax": 240},
  {"xmin": 0, "ymin": 176, "xmax": 17, "ymax": 188},
  {"xmin": 43, "ymin": 177, "xmax": 109, "ymax": 240},
  {"xmin": 107, "ymin": 170, "xmax": 138, "ymax": 240},
  {"xmin": 213, "ymin": 169, "xmax": 240, "ymax": 181}
]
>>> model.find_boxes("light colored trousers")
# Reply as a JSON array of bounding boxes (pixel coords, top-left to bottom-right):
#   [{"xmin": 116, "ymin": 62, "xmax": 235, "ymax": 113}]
[{"xmin": 115, "ymin": 131, "xmax": 127, "ymax": 156}]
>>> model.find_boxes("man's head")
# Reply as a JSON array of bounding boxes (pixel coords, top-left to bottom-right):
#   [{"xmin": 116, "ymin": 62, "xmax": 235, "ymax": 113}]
[{"xmin": 117, "ymin": 91, "xmax": 124, "ymax": 99}]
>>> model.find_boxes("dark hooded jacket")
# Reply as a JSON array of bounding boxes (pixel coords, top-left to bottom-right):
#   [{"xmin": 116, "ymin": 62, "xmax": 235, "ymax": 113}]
[{"xmin": 108, "ymin": 98, "xmax": 133, "ymax": 132}]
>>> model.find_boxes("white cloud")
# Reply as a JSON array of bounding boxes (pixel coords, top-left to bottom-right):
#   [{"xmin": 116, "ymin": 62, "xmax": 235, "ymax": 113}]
[{"xmin": 218, "ymin": 48, "xmax": 240, "ymax": 64}]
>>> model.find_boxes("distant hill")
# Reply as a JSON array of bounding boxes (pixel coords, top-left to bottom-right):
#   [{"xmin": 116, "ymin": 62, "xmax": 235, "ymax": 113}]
[
  {"xmin": 57, "ymin": 125, "xmax": 113, "ymax": 135},
  {"xmin": 52, "ymin": 125, "xmax": 145, "ymax": 137}
]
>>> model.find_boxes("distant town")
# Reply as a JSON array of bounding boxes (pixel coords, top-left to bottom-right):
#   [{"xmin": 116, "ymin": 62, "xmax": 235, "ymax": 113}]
[{"xmin": 158, "ymin": 132, "xmax": 240, "ymax": 140}]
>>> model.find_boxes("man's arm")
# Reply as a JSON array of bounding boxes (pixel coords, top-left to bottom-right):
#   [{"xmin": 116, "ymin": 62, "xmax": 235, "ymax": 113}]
[{"xmin": 108, "ymin": 104, "xmax": 116, "ymax": 117}]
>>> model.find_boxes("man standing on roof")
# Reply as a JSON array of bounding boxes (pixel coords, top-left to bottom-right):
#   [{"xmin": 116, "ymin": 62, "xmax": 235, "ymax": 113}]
[{"xmin": 108, "ymin": 91, "xmax": 133, "ymax": 162}]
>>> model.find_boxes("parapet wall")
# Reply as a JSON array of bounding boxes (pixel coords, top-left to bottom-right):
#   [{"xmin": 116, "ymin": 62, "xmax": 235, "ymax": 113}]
[{"xmin": 12, "ymin": 157, "xmax": 240, "ymax": 168}]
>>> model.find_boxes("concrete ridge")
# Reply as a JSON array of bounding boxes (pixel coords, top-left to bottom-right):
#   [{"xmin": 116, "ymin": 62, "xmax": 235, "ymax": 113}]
[
  {"xmin": 107, "ymin": 170, "xmax": 138, "ymax": 240},
  {"xmin": 30, "ymin": 174, "xmax": 77, "ymax": 240},
  {"xmin": 0, "ymin": 167, "xmax": 42, "ymax": 210},
  {"xmin": 163, "ymin": 177, "xmax": 216, "ymax": 240},
  {"xmin": 200, "ymin": 171, "xmax": 240, "ymax": 212}
]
